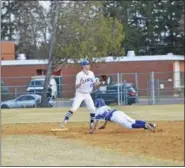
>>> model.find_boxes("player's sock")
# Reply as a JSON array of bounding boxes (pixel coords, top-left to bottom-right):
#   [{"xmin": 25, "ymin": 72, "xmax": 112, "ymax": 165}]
[
  {"xmin": 90, "ymin": 113, "xmax": 95, "ymax": 125},
  {"xmin": 132, "ymin": 123, "xmax": 145, "ymax": 129},
  {"xmin": 64, "ymin": 111, "xmax": 73, "ymax": 124},
  {"xmin": 135, "ymin": 120, "xmax": 146, "ymax": 125}
]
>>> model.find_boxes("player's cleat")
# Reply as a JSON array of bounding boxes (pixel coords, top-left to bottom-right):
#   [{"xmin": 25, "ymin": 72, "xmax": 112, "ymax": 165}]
[
  {"xmin": 149, "ymin": 123, "xmax": 156, "ymax": 129},
  {"xmin": 60, "ymin": 123, "xmax": 66, "ymax": 129},
  {"xmin": 144, "ymin": 123, "xmax": 156, "ymax": 130},
  {"xmin": 145, "ymin": 123, "xmax": 155, "ymax": 132}
]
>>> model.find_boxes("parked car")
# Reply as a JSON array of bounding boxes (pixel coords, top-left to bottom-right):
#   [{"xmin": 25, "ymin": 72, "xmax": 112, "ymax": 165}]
[
  {"xmin": 27, "ymin": 76, "xmax": 58, "ymax": 99},
  {"xmin": 1, "ymin": 94, "xmax": 42, "ymax": 109},
  {"xmin": 91, "ymin": 83, "xmax": 138, "ymax": 105}
]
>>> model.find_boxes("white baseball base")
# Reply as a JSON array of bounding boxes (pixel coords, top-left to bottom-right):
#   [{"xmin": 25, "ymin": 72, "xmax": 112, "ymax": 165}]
[{"xmin": 51, "ymin": 128, "xmax": 69, "ymax": 132}]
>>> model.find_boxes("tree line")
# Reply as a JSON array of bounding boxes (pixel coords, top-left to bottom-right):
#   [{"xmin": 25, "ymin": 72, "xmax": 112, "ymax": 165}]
[{"xmin": 1, "ymin": 0, "xmax": 184, "ymax": 61}]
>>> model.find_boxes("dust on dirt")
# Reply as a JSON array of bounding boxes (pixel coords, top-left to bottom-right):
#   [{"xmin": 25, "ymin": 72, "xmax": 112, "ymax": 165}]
[{"xmin": 2, "ymin": 121, "xmax": 184, "ymax": 163}]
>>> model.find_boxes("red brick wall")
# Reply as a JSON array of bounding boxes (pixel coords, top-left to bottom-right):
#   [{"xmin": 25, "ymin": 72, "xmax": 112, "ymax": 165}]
[
  {"xmin": 1, "ymin": 65, "xmax": 47, "ymax": 78},
  {"xmin": 1, "ymin": 65, "xmax": 47, "ymax": 95},
  {"xmin": 61, "ymin": 61, "xmax": 174, "ymax": 75},
  {"xmin": 92, "ymin": 61, "xmax": 173, "ymax": 73},
  {"xmin": 60, "ymin": 61, "xmax": 174, "ymax": 97},
  {"xmin": 1, "ymin": 61, "xmax": 175, "ymax": 98},
  {"xmin": 0, "ymin": 42, "xmax": 15, "ymax": 60}
]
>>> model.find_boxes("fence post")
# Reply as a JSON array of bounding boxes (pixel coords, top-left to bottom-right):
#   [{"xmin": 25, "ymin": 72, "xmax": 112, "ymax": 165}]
[
  {"xmin": 151, "ymin": 71, "xmax": 156, "ymax": 104},
  {"xmin": 135, "ymin": 72, "xmax": 139, "ymax": 89},
  {"xmin": 15, "ymin": 88, "xmax": 17, "ymax": 98},
  {"xmin": 117, "ymin": 73, "xmax": 120, "ymax": 106},
  {"xmin": 135, "ymin": 72, "xmax": 139, "ymax": 102},
  {"xmin": 120, "ymin": 73, "xmax": 123, "ymax": 105},
  {"xmin": 157, "ymin": 79, "xmax": 160, "ymax": 103},
  {"xmin": 123, "ymin": 80, "xmax": 127, "ymax": 105}
]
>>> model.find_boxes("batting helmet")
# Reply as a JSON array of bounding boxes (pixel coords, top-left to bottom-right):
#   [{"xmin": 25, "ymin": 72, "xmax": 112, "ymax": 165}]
[{"xmin": 94, "ymin": 98, "xmax": 106, "ymax": 108}]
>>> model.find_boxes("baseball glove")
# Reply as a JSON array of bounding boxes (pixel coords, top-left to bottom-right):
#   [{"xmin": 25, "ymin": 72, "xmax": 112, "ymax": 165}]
[
  {"xmin": 100, "ymin": 75, "xmax": 108, "ymax": 82},
  {"xmin": 99, "ymin": 125, "xmax": 105, "ymax": 129}
]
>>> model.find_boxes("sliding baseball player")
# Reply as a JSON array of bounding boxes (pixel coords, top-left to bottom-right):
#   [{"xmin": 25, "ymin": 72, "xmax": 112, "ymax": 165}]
[{"xmin": 90, "ymin": 98, "xmax": 156, "ymax": 134}]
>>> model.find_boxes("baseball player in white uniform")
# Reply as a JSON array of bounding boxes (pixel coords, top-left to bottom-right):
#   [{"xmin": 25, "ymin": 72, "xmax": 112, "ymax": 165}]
[
  {"xmin": 90, "ymin": 98, "xmax": 156, "ymax": 134},
  {"xmin": 61, "ymin": 60, "xmax": 101, "ymax": 129}
]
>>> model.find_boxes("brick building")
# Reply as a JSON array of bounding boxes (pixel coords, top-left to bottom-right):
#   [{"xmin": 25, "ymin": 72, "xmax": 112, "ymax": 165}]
[
  {"xmin": 1, "ymin": 54, "xmax": 184, "ymax": 98},
  {"xmin": 55, "ymin": 55, "xmax": 184, "ymax": 97},
  {"xmin": 0, "ymin": 41, "xmax": 15, "ymax": 60}
]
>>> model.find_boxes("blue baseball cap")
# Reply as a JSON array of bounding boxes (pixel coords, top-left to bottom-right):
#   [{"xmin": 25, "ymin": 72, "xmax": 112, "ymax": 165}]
[{"xmin": 81, "ymin": 60, "xmax": 90, "ymax": 66}]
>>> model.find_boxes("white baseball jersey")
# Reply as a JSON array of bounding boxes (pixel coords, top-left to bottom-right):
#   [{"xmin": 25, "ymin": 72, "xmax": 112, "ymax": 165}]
[
  {"xmin": 95, "ymin": 105, "xmax": 136, "ymax": 129},
  {"xmin": 95, "ymin": 106, "xmax": 116, "ymax": 121},
  {"xmin": 76, "ymin": 70, "xmax": 96, "ymax": 94},
  {"xmin": 70, "ymin": 70, "xmax": 96, "ymax": 113}
]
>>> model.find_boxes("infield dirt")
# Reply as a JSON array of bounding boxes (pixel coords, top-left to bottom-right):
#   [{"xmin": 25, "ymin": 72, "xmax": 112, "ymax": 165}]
[
  {"xmin": 2, "ymin": 121, "xmax": 184, "ymax": 165},
  {"xmin": 1, "ymin": 105, "xmax": 184, "ymax": 166}
]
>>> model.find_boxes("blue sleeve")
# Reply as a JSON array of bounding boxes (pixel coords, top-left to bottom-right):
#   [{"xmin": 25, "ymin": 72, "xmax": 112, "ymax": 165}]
[{"xmin": 95, "ymin": 115, "xmax": 101, "ymax": 120}]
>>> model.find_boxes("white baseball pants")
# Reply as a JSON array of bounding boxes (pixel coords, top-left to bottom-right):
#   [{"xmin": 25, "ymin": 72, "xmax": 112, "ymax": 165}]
[
  {"xmin": 111, "ymin": 111, "xmax": 136, "ymax": 129},
  {"xmin": 70, "ymin": 91, "xmax": 96, "ymax": 114}
]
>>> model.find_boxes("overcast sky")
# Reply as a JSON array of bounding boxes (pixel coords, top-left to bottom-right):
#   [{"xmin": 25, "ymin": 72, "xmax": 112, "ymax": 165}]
[{"xmin": 39, "ymin": 1, "xmax": 50, "ymax": 11}]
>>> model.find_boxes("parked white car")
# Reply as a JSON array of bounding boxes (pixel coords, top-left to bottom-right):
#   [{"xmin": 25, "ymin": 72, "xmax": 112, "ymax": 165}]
[
  {"xmin": 1, "ymin": 94, "xmax": 42, "ymax": 109},
  {"xmin": 27, "ymin": 76, "xmax": 58, "ymax": 99}
]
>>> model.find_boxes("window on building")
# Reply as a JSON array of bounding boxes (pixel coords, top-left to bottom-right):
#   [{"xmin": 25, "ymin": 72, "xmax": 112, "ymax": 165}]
[{"xmin": 36, "ymin": 69, "xmax": 46, "ymax": 75}]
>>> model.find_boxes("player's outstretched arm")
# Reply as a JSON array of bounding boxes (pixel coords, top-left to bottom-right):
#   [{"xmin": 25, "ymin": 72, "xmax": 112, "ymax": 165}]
[
  {"xmin": 99, "ymin": 120, "xmax": 108, "ymax": 129},
  {"xmin": 90, "ymin": 120, "xmax": 99, "ymax": 134}
]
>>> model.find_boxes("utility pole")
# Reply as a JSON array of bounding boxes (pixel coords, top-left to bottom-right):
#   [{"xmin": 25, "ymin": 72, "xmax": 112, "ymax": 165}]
[{"xmin": 41, "ymin": 0, "xmax": 59, "ymax": 107}]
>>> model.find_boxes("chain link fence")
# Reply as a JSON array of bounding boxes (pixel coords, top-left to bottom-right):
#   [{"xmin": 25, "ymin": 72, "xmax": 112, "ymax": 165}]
[{"xmin": 1, "ymin": 71, "xmax": 184, "ymax": 106}]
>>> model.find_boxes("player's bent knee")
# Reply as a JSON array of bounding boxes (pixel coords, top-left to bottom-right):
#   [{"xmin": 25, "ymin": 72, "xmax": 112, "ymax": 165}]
[
  {"xmin": 69, "ymin": 108, "xmax": 76, "ymax": 113},
  {"xmin": 68, "ymin": 110, "xmax": 74, "ymax": 114}
]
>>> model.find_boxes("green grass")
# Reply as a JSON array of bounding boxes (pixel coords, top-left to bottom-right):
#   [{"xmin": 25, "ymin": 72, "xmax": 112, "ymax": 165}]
[{"xmin": 1, "ymin": 104, "xmax": 184, "ymax": 124}]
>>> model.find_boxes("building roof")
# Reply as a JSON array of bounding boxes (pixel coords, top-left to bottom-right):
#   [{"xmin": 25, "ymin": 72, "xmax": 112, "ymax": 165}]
[
  {"xmin": 1, "ymin": 59, "xmax": 48, "ymax": 66},
  {"xmin": 93, "ymin": 55, "xmax": 184, "ymax": 62},
  {"xmin": 1, "ymin": 55, "xmax": 184, "ymax": 66}
]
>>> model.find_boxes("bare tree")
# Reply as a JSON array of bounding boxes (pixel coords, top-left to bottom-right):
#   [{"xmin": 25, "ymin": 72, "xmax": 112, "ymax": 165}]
[{"xmin": 40, "ymin": 0, "xmax": 59, "ymax": 107}]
